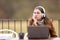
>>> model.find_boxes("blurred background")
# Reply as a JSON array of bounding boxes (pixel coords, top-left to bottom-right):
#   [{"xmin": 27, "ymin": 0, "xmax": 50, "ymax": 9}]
[{"xmin": 0, "ymin": 0, "xmax": 60, "ymax": 37}]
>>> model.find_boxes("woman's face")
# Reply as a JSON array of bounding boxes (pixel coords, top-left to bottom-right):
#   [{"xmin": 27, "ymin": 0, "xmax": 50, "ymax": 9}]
[{"xmin": 33, "ymin": 9, "xmax": 42, "ymax": 20}]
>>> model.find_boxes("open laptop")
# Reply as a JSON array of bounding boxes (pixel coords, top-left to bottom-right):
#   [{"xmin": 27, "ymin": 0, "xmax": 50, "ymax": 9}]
[{"xmin": 27, "ymin": 25, "xmax": 49, "ymax": 39}]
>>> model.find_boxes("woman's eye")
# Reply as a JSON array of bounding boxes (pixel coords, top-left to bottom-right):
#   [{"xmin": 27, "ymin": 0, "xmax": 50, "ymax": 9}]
[
  {"xmin": 33, "ymin": 12, "xmax": 36, "ymax": 14},
  {"xmin": 37, "ymin": 12, "xmax": 40, "ymax": 14}
]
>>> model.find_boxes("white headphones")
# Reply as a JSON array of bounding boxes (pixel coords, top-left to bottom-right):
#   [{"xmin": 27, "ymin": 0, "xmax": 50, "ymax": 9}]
[
  {"xmin": 41, "ymin": 13, "xmax": 45, "ymax": 18},
  {"xmin": 35, "ymin": 6, "xmax": 46, "ymax": 18}
]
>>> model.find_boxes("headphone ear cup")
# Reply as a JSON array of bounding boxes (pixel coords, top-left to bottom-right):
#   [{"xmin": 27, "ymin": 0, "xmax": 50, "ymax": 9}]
[{"xmin": 41, "ymin": 13, "xmax": 45, "ymax": 18}]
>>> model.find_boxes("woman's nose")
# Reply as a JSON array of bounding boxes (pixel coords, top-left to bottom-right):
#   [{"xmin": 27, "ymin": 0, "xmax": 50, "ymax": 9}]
[{"xmin": 35, "ymin": 13, "xmax": 38, "ymax": 16}]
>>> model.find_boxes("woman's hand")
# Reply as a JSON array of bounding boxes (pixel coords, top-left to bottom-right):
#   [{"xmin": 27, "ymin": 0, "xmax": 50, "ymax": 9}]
[{"xmin": 32, "ymin": 16, "xmax": 37, "ymax": 26}]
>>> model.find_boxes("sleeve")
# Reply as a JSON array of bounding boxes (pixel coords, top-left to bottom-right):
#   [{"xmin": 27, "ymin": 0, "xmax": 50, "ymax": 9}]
[
  {"xmin": 48, "ymin": 20, "xmax": 57, "ymax": 37},
  {"xmin": 28, "ymin": 18, "xmax": 34, "ymax": 26}
]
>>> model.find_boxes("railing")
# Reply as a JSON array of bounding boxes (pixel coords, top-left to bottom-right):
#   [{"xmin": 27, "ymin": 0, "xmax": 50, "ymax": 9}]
[{"xmin": 0, "ymin": 19, "xmax": 28, "ymax": 33}]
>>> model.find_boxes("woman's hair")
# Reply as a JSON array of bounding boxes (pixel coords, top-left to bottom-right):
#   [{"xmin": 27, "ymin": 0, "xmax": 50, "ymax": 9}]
[{"xmin": 35, "ymin": 6, "xmax": 45, "ymax": 13}]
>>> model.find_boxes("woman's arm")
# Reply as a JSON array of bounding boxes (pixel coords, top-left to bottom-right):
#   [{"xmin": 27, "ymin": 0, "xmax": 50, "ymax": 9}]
[
  {"xmin": 47, "ymin": 20, "xmax": 57, "ymax": 37},
  {"xmin": 50, "ymin": 23, "xmax": 57, "ymax": 37}
]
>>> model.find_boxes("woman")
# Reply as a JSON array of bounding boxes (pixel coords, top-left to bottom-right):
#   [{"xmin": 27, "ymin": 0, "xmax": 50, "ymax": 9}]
[
  {"xmin": 24, "ymin": 6, "xmax": 57, "ymax": 40},
  {"xmin": 29, "ymin": 6, "xmax": 57, "ymax": 37}
]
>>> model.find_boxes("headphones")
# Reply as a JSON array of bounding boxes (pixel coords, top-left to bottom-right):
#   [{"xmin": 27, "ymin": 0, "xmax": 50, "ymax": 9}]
[
  {"xmin": 41, "ymin": 13, "xmax": 45, "ymax": 18},
  {"xmin": 35, "ymin": 6, "xmax": 46, "ymax": 18}
]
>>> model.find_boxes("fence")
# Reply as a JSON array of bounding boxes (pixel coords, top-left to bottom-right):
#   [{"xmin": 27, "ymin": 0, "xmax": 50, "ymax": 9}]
[
  {"xmin": 0, "ymin": 19, "xmax": 59, "ymax": 37},
  {"xmin": 0, "ymin": 19, "xmax": 28, "ymax": 33}
]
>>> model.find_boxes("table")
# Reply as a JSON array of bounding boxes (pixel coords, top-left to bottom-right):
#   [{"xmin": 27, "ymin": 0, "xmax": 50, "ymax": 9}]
[
  {"xmin": 20, "ymin": 39, "xmax": 50, "ymax": 40},
  {"xmin": 20, "ymin": 37, "xmax": 60, "ymax": 40}
]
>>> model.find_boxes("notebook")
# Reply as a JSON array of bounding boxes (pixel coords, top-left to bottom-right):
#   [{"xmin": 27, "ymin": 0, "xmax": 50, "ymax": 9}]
[{"xmin": 27, "ymin": 25, "xmax": 49, "ymax": 39}]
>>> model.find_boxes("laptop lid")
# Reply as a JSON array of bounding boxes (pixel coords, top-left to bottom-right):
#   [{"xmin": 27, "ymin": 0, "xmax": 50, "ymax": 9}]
[{"xmin": 27, "ymin": 26, "xmax": 49, "ymax": 39}]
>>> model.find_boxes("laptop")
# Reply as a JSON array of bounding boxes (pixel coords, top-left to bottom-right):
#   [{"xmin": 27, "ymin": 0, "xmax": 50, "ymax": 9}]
[{"xmin": 27, "ymin": 25, "xmax": 49, "ymax": 39}]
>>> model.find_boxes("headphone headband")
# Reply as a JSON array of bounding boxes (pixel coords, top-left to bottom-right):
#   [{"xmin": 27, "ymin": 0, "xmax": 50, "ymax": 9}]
[{"xmin": 35, "ymin": 6, "xmax": 45, "ymax": 13}]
